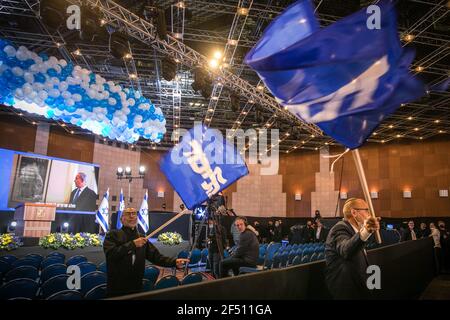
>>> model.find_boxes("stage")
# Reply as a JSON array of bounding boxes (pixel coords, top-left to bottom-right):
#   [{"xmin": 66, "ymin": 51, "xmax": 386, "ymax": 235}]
[{"xmin": 0, "ymin": 238, "xmax": 191, "ymax": 264}]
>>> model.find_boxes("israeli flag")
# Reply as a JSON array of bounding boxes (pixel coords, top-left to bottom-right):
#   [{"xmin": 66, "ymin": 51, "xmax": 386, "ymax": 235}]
[
  {"xmin": 245, "ymin": 0, "xmax": 424, "ymax": 149},
  {"xmin": 138, "ymin": 190, "xmax": 149, "ymax": 233},
  {"xmin": 96, "ymin": 188, "xmax": 109, "ymax": 233},
  {"xmin": 116, "ymin": 189, "xmax": 125, "ymax": 229},
  {"xmin": 160, "ymin": 124, "xmax": 248, "ymax": 210}
]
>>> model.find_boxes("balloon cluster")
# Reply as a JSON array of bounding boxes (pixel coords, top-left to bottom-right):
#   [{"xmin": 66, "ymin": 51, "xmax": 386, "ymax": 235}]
[{"xmin": 0, "ymin": 39, "xmax": 166, "ymax": 143}]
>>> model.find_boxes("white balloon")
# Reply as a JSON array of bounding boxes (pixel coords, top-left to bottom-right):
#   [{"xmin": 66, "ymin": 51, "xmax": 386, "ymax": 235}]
[
  {"xmin": 29, "ymin": 64, "xmax": 39, "ymax": 73},
  {"xmin": 59, "ymin": 59, "xmax": 67, "ymax": 67},
  {"xmin": 49, "ymin": 89, "xmax": 60, "ymax": 98},
  {"xmin": 127, "ymin": 98, "xmax": 135, "ymax": 106},
  {"xmin": 58, "ymin": 81, "xmax": 68, "ymax": 92},
  {"xmin": 24, "ymin": 72, "xmax": 34, "ymax": 83},
  {"xmin": 4, "ymin": 45, "xmax": 16, "ymax": 57},
  {"xmin": 32, "ymin": 82, "xmax": 44, "ymax": 91},
  {"xmin": 108, "ymin": 98, "xmax": 117, "ymax": 105},
  {"xmin": 134, "ymin": 115, "xmax": 143, "ymax": 123},
  {"xmin": 72, "ymin": 93, "xmax": 82, "ymax": 102},
  {"xmin": 66, "ymin": 99, "xmax": 75, "ymax": 106},
  {"xmin": 14, "ymin": 90, "xmax": 24, "ymax": 100},
  {"xmin": 38, "ymin": 90, "xmax": 48, "ymax": 101},
  {"xmin": 51, "ymin": 77, "xmax": 60, "ymax": 85},
  {"xmin": 62, "ymin": 91, "xmax": 71, "ymax": 99},
  {"xmin": 23, "ymin": 83, "xmax": 33, "ymax": 95},
  {"xmin": 12, "ymin": 67, "xmax": 23, "ymax": 77},
  {"xmin": 45, "ymin": 81, "xmax": 54, "ymax": 90}
]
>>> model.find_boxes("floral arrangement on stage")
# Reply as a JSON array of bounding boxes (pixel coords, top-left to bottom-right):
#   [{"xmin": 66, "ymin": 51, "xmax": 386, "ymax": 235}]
[
  {"xmin": 157, "ymin": 232, "xmax": 183, "ymax": 246},
  {"xmin": 0, "ymin": 233, "xmax": 23, "ymax": 251},
  {"xmin": 39, "ymin": 233, "xmax": 102, "ymax": 250}
]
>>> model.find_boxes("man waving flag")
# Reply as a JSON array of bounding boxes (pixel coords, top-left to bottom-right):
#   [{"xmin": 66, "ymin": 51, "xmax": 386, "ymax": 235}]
[
  {"xmin": 138, "ymin": 190, "xmax": 149, "ymax": 234},
  {"xmin": 244, "ymin": 0, "xmax": 424, "ymax": 149},
  {"xmin": 96, "ymin": 188, "xmax": 109, "ymax": 233},
  {"xmin": 116, "ymin": 189, "xmax": 125, "ymax": 229}
]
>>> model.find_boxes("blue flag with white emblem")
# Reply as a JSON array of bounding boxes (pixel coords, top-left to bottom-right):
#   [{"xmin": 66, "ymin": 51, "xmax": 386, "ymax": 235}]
[
  {"xmin": 244, "ymin": 0, "xmax": 425, "ymax": 149},
  {"xmin": 160, "ymin": 124, "xmax": 248, "ymax": 210},
  {"xmin": 96, "ymin": 188, "xmax": 109, "ymax": 233},
  {"xmin": 116, "ymin": 189, "xmax": 125, "ymax": 229}
]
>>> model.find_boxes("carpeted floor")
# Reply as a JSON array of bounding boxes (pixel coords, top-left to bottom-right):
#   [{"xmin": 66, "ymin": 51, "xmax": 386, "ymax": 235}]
[{"xmin": 420, "ymin": 274, "xmax": 450, "ymax": 300}]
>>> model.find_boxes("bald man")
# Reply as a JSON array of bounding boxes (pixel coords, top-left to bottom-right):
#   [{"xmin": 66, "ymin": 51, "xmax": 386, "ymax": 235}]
[{"xmin": 324, "ymin": 198, "xmax": 380, "ymax": 299}]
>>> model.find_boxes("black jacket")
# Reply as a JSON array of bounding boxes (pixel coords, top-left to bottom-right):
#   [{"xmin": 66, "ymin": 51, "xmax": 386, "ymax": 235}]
[
  {"xmin": 103, "ymin": 226, "xmax": 176, "ymax": 297},
  {"xmin": 69, "ymin": 187, "xmax": 97, "ymax": 211},
  {"xmin": 324, "ymin": 220, "xmax": 370, "ymax": 299},
  {"xmin": 315, "ymin": 227, "xmax": 329, "ymax": 243},
  {"xmin": 301, "ymin": 226, "xmax": 315, "ymax": 243},
  {"xmin": 233, "ymin": 228, "xmax": 259, "ymax": 266},
  {"xmin": 401, "ymin": 228, "xmax": 418, "ymax": 242}
]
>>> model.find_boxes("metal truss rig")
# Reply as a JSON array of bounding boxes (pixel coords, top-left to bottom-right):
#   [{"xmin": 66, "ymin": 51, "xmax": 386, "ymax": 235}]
[{"xmin": 72, "ymin": 0, "xmax": 323, "ymax": 137}]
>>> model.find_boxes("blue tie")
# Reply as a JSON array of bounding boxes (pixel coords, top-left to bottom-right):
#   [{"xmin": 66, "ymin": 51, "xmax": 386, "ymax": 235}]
[{"xmin": 73, "ymin": 189, "xmax": 81, "ymax": 203}]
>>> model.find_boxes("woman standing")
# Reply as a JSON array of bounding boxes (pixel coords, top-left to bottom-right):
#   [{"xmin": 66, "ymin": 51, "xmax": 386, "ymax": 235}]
[{"xmin": 430, "ymin": 222, "xmax": 442, "ymax": 273}]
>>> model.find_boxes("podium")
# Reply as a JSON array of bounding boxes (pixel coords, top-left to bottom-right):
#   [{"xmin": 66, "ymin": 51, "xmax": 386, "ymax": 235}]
[{"xmin": 14, "ymin": 203, "xmax": 56, "ymax": 238}]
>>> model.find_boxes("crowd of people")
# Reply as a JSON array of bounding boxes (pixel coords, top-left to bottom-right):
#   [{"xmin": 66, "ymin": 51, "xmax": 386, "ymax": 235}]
[{"xmin": 400, "ymin": 219, "xmax": 450, "ymax": 272}]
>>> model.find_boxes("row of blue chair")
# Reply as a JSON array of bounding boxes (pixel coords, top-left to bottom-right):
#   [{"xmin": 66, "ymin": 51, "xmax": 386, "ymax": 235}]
[
  {"xmin": 143, "ymin": 272, "xmax": 203, "ymax": 292},
  {"xmin": 0, "ymin": 270, "xmax": 107, "ymax": 300}
]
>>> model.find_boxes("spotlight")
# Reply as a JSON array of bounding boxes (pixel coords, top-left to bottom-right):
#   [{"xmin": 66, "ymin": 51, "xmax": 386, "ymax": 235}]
[
  {"xmin": 117, "ymin": 167, "xmax": 124, "ymax": 177},
  {"xmin": 208, "ymin": 59, "xmax": 219, "ymax": 69},
  {"xmin": 139, "ymin": 166, "xmax": 146, "ymax": 175},
  {"xmin": 7, "ymin": 221, "xmax": 17, "ymax": 233},
  {"xmin": 125, "ymin": 166, "xmax": 132, "ymax": 176},
  {"xmin": 213, "ymin": 51, "xmax": 223, "ymax": 60},
  {"xmin": 61, "ymin": 222, "xmax": 69, "ymax": 233}
]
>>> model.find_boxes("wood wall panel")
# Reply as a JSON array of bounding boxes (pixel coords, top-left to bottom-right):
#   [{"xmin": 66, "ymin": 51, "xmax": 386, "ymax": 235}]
[
  {"xmin": 0, "ymin": 114, "xmax": 36, "ymax": 152},
  {"xmin": 140, "ymin": 150, "xmax": 175, "ymax": 212},
  {"xmin": 47, "ymin": 127, "xmax": 94, "ymax": 162}
]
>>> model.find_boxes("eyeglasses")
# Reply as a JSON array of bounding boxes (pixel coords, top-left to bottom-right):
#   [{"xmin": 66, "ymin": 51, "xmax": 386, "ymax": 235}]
[
  {"xmin": 124, "ymin": 212, "xmax": 138, "ymax": 217},
  {"xmin": 353, "ymin": 208, "xmax": 369, "ymax": 212}
]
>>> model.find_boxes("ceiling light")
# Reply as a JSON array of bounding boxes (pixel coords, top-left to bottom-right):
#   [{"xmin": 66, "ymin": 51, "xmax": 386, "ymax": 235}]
[
  {"xmin": 407, "ymin": 116, "xmax": 413, "ymax": 120},
  {"xmin": 414, "ymin": 128, "xmax": 419, "ymax": 131},
  {"xmin": 434, "ymin": 120, "xmax": 440, "ymax": 123},
  {"xmin": 415, "ymin": 66, "xmax": 424, "ymax": 72},
  {"xmin": 208, "ymin": 59, "xmax": 219, "ymax": 69},
  {"xmin": 237, "ymin": 7, "xmax": 249, "ymax": 15},
  {"xmin": 404, "ymin": 34, "xmax": 415, "ymax": 42},
  {"xmin": 389, "ymin": 125, "xmax": 394, "ymax": 129}
]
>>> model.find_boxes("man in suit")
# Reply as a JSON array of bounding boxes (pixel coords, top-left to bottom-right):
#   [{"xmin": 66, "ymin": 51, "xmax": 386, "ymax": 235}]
[
  {"xmin": 401, "ymin": 220, "xmax": 418, "ymax": 242},
  {"xmin": 103, "ymin": 208, "xmax": 189, "ymax": 297},
  {"xmin": 220, "ymin": 217, "xmax": 259, "ymax": 278},
  {"xmin": 324, "ymin": 198, "xmax": 380, "ymax": 299},
  {"xmin": 69, "ymin": 172, "xmax": 97, "ymax": 211},
  {"xmin": 314, "ymin": 219, "xmax": 329, "ymax": 243},
  {"xmin": 301, "ymin": 220, "xmax": 315, "ymax": 243}
]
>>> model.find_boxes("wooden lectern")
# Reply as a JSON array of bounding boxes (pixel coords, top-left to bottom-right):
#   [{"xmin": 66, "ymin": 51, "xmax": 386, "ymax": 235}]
[{"xmin": 14, "ymin": 203, "xmax": 56, "ymax": 238}]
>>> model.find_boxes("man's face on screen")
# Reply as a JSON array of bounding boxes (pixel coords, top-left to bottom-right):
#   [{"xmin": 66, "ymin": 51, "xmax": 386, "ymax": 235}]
[
  {"xmin": 74, "ymin": 174, "xmax": 85, "ymax": 188},
  {"xmin": 122, "ymin": 210, "xmax": 138, "ymax": 228}
]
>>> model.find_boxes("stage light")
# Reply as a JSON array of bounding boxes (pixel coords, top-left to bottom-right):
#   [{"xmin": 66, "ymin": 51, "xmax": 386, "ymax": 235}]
[
  {"xmin": 208, "ymin": 59, "xmax": 219, "ymax": 69},
  {"xmin": 62, "ymin": 222, "xmax": 69, "ymax": 233},
  {"xmin": 139, "ymin": 166, "xmax": 146, "ymax": 175},
  {"xmin": 117, "ymin": 167, "xmax": 124, "ymax": 177},
  {"xmin": 415, "ymin": 66, "xmax": 424, "ymax": 72},
  {"xmin": 7, "ymin": 221, "xmax": 17, "ymax": 233},
  {"xmin": 124, "ymin": 53, "xmax": 132, "ymax": 59},
  {"xmin": 125, "ymin": 167, "xmax": 132, "ymax": 176},
  {"xmin": 237, "ymin": 7, "xmax": 249, "ymax": 15},
  {"xmin": 404, "ymin": 34, "xmax": 415, "ymax": 42},
  {"xmin": 213, "ymin": 51, "xmax": 223, "ymax": 60},
  {"xmin": 73, "ymin": 49, "xmax": 82, "ymax": 56}
]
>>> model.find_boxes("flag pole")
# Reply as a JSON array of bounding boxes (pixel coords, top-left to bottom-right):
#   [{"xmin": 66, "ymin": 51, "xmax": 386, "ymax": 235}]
[
  {"xmin": 351, "ymin": 149, "xmax": 382, "ymax": 244},
  {"xmin": 145, "ymin": 212, "xmax": 187, "ymax": 240}
]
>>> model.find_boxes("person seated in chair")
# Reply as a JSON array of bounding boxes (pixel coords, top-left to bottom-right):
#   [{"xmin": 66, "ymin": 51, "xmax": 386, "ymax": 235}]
[
  {"xmin": 219, "ymin": 217, "xmax": 259, "ymax": 278},
  {"xmin": 103, "ymin": 207, "xmax": 189, "ymax": 297}
]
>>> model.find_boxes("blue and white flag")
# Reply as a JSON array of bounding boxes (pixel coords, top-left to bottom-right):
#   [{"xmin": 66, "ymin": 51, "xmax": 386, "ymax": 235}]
[
  {"xmin": 245, "ymin": 0, "xmax": 425, "ymax": 149},
  {"xmin": 96, "ymin": 188, "xmax": 109, "ymax": 233},
  {"xmin": 116, "ymin": 189, "xmax": 125, "ymax": 229},
  {"xmin": 138, "ymin": 190, "xmax": 149, "ymax": 233},
  {"xmin": 160, "ymin": 124, "xmax": 248, "ymax": 210}
]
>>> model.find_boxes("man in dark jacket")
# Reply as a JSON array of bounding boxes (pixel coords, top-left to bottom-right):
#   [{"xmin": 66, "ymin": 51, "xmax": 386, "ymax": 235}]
[
  {"xmin": 401, "ymin": 220, "xmax": 418, "ymax": 242},
  {"xmin": 103, "ymin": 208, "xmax": 189, "ymax": 297},
  {"xmin": 301, "ymin": 220, "xmax": 315, "ymax": 243},
  {"xmin": 325, "ymin": 198, "xmax": 380, "ymax": 300},
  {"xmin": 314, "ymin": 219, "xmax": 329, "ymax": 243},
  {"xmin": 219, "ymin": 217, "xmax": 259, "ymax": 278}
]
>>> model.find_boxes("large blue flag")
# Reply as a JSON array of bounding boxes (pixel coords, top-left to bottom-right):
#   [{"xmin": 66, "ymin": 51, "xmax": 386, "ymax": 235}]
[
  {"xmin": 116, "ymin": 189, "xmax": 125, "ymax": 229},
  {"xmin": 244, "ymin": 0, "xmax": 425, "ymax": 149},
  {"xmin": 160, "ymin": 124, "xmax": 248, "ymax": 210}
]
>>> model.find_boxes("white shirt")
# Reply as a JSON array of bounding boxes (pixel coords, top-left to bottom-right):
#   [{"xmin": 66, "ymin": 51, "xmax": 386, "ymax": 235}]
[
  {"xmin": 411, "ymin": 229, "xmax": 417, "ymax": 240},
  {"xmin": 430, "ymin": 228, "xmax": 441, "ymax": 248},
  {"xmin": 316, "ymin": 227, "xmax": 322, "ymax": 239}
]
